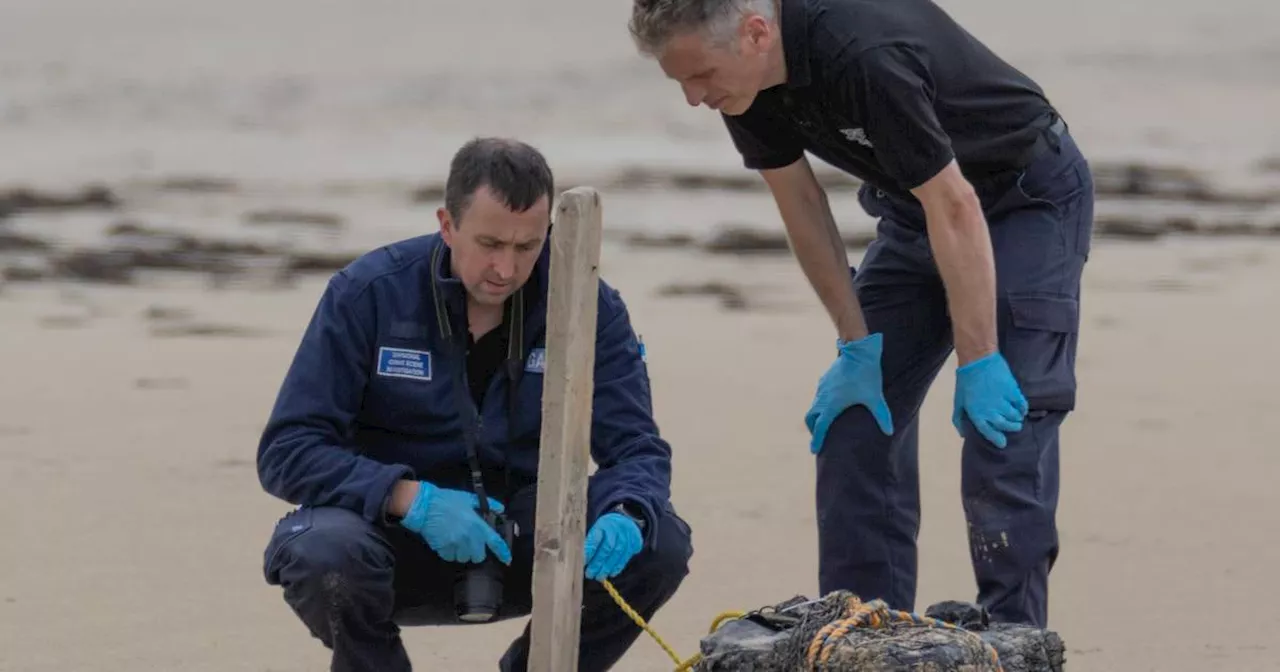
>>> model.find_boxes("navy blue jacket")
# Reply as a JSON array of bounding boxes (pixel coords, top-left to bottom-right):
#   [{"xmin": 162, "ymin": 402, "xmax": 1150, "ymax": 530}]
[{"xmin": 257, "ymin": 232, "xmax": 673, "ymax": 547}]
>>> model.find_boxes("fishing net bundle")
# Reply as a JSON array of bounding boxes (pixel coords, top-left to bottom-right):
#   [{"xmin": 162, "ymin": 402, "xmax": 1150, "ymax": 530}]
[{"xmin": 691, "ymin": 591, "xmax": 1066, "ymax": 672}]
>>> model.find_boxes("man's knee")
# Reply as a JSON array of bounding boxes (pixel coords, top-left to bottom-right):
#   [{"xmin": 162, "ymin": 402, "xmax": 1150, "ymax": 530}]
[
  {"xmin": 263, "ymin": 507, "xmax": 395, "ymax": 607},
  {"xmin": 968, "ymin": 293, "xmax": 1077, "ymax": 506},
  {"xmin": 623, "ymin": 505, "xmax": 692, "ymax": 587},
  {"xmin": 961, "ymin": 408, "xmax": 1060, "ymax": 500},
  {"xmin": 818, "ymin": 406, "xmax": 902, "ymax": 479}
]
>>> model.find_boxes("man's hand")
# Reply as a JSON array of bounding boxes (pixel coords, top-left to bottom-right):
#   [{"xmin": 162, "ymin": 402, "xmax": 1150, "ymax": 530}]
[
  {"xmin": 911, "ymin": 160, "xmax": 1028, "ymax": 448},
  {"xmin": 398, "ymin": 481, "xmax": 512, "ymax": 565},
  {"xmin": 805, "ymin": 333, "xmax": 894, "ymax": 453},
  {"xmin": 953, "ymin": 352, "xmax": 1028, "ymax": 448},
  {"xmin": 583, "ymin": 512, "xmax": 643, "ymax": 581},
  {"xmin": 760, "ymin": 159, "xmax": 892, "ymax": 452}
]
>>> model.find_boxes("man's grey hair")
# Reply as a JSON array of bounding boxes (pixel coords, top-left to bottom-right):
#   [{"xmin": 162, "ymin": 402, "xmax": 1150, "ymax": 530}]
[{"xmin": 629, "ymin": 0, "xmax": 777, "ymax": 56}]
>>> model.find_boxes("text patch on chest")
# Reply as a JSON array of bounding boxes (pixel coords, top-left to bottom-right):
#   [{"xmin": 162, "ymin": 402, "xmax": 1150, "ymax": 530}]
[
  {"xmin": 376, "ymin": 347, "xmax": 432, "ymax": 381},
  {"xmin": 525, "ymin": 348, "xmax": 546, "ymax": 374}
]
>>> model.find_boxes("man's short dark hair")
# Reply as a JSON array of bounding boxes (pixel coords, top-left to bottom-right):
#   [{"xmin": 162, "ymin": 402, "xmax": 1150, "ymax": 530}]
[{"xmin": 444, "ymin": 137, "xmax": 556, "ymax": 224}]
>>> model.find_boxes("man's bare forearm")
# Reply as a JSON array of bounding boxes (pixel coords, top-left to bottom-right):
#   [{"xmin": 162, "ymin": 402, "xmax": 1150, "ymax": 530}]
[
  {"xmin": 924, "ymin": 194, "xmax": 998, "ymax": 365},
  {"xmin": 770, "ymin": 180, "xmax": 868, "ymax": 342}
]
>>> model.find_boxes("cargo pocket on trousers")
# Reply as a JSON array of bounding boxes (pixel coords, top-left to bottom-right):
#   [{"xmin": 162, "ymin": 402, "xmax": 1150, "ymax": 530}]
[
  {"xmin": 1002, "ymin": 294, "xmax": 1079, "ymax": 414},
  {"xmin": 263, "ymin": 507, "xmax": 315, "ymax": 585}
]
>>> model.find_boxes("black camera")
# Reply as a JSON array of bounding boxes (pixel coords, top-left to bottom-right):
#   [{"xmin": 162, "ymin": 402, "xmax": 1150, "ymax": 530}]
[{"xmin": 454, "ymin": 509, "xmax": 517, "ymax": 623}]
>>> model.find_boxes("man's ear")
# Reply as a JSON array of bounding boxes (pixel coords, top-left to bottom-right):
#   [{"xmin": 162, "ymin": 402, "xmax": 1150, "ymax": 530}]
[
  {"xmin": 741, "ymin": 11, "xmax": 775, "ymax": 54},
  {"xmin": 437, "ymin": 207, "xmax": 453, "ymax": 244}
]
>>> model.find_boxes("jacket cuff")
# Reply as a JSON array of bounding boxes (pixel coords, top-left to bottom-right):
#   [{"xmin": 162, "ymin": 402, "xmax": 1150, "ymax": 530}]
[{"xmin": 606, "ymin": 497, "xmax": 659, "ymax": 551}]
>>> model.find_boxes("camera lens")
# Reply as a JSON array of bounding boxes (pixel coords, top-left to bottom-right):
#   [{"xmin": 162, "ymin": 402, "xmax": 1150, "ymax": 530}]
[
  {"xmin": 453, "ymin": 510, "xmax": 514, "ymax": 623},
  {"xmin": 455, "ymin": 559, "xmax": 505, "ymax": 623}
]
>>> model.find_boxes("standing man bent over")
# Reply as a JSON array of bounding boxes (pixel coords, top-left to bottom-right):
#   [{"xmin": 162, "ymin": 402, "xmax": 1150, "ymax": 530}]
[{"xmin": 628, "ymin": 0, "xmax": 1093, "ymax": 628}]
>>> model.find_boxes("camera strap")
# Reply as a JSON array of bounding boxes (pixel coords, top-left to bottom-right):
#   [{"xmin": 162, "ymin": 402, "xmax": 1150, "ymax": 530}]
[
  {"xmin": 430, "ymin": 242, "xmax": 524, "ymax": 519},
  {"xmin": 500, "ymin": 287, "xmax": 524, "ymax": 508}
]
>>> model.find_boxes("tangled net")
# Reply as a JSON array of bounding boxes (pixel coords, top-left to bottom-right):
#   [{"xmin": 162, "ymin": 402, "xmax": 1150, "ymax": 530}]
[{"xmin": 691, "ymin": 591, "xmax": 1066, "ymax": 672}]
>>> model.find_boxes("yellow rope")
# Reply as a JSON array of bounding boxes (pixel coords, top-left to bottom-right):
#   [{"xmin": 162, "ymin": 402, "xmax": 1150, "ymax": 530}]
[
  {"xmin": 803, "ymin": 596, "xmax": 1004, "ymax": 671},
  {"xmin": 600, "ymin": 578, "xmax": 746, "ymax": 671}
]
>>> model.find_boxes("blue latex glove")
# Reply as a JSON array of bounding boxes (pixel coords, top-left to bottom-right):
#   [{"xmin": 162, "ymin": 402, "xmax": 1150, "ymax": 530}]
[
  {"xmin": 804, "ymin": 332, "xmax": 894, "ymax": 454},
  {"xmin": 952, "ymin": 352, "xmax": 1029, "ymax": 449},
  {"xmin": 583, "ymin": 512, "xmax": 643, "ymax": 581},
  {"xmin": 400, "ymin": 482, "xmax": 512, "ymax": 565}
]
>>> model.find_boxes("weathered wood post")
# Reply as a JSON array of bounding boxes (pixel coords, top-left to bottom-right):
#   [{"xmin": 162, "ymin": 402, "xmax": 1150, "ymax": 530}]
[{"xmin": 528, "ymin": 186, "xmax": 604, "ymax": 671}]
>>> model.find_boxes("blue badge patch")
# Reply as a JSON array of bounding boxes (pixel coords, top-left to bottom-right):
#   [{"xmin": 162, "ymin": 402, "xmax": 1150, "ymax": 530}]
[
  {"xmin": 525, "ymin": 348, "xmax": 546, "ymax": 374},
  {"xmin": 376, "ymin": 347, "xmax": 432, "ymax": 380}
]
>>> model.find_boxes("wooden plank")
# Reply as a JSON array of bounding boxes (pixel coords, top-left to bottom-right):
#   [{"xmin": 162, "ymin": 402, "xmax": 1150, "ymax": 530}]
[{"xmin": 528, "ymin": 186, "xmax": 604, "ymax": 672}]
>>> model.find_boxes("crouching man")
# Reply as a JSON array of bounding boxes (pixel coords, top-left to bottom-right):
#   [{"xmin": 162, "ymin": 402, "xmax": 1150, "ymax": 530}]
[{"xmin": 255, "ymin": 137, "xmax": 693, "ymax": 672}]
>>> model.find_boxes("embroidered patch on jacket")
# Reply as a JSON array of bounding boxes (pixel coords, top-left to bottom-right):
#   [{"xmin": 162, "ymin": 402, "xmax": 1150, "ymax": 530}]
[
  {"xmin": 525, "ymin": 348, "xmax": 546, "ymax": 374},
  {"xmin": 376, "ymin": 347, "xmax": 432, "ymax": 380}
]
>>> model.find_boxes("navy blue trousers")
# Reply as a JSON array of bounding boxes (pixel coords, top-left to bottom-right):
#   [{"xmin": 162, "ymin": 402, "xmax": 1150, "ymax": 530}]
[
  {"xmin": 263, "ymin": 483, "xmax": 693, "ymax": 671},
  {"xmin": 816, "ymin": 125, "xmax": 1093, "ymax": 628}
]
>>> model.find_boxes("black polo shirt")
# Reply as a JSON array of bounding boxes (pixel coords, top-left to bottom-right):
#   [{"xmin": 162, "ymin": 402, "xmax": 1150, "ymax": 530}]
[
  {"xmin": 464, "ymin": 286, "xmax": 532, "ymax": 408},
  {"xmin": 722, "ymin": 0, "xmax": 1059, "ymax": 201},
  {"xmin": 466, "ymin": 323, "xmax": 508, "ymax": 407}
]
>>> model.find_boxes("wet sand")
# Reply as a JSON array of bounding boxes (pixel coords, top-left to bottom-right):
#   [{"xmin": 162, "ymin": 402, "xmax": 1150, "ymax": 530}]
[{"xmin": 2, "ymin": 235, "xmax": 1280, "ymax": 671}]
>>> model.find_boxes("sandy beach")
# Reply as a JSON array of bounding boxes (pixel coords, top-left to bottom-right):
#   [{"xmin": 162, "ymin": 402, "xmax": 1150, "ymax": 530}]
[
  {"xmin": 3, "ymin": 233, "xmax": 1280, "ymax": 671},
  {"xmin": 3, "ymin": 0, "xmax": 1280, "ymax": 670}
]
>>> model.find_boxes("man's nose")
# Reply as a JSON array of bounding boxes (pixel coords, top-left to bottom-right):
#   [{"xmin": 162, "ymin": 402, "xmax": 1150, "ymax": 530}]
[
  {"xmin": 682, "ymin": 83, "xmax": 706, "ymax": 107},
  {"xmin": 491, "ymin": 249, "xmax": 516, "ymax": 279}
]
